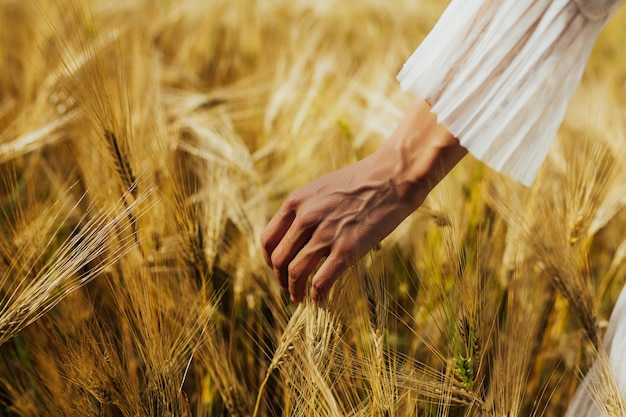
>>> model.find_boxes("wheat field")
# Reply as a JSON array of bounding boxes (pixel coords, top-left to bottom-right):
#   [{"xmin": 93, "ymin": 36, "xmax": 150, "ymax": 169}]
[{"xmin": 0, "ymin": 0, "xmax": 625, "ymax": 416}]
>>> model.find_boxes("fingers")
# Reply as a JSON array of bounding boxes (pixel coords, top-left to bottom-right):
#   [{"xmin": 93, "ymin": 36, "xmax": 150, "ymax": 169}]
[
  {"xmin": 309, "ymin": 251, "xmax": 349, "ymax": 304},
  {"xmin": 261, "ymin": 182, "xmax": 356, "ymax": 303},
  {"xmin": 287, "ymin": 242, "xmax": 329, "ymax": 302},
  {"xmin": 260, "ymin": 195, "xmax": 298, "ymax": 267},
  {"xmin": 262, "ymin": 190, "xmax": 325, "ymax": 292},
  {"xmin": 268, "ymin": 216, "xmax": 316, "ymax": 290},
  {"xmin": 261, "ymin": 199, "xmax": 353, "ymax": 303},
  {"xmin": 262, "ymin": 208, "xmax": 339, "ymax": 303}
]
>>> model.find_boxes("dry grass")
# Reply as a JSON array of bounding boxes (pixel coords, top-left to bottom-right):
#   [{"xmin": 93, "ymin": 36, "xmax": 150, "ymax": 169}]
[{"xmin": 0, "ymin": 0, "xmax": 625, "ymax": 415}]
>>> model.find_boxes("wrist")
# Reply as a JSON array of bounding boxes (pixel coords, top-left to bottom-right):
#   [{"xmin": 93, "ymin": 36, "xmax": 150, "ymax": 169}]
[{"xmin": 375, "ymin": 98, "xmax": 465, "ymax": 207}]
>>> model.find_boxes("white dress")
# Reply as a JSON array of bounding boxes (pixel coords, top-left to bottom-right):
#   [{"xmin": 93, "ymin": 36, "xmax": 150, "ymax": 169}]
[
  {"xmin": 397, "ymin": 0, "xmax": 625, "ymax": 415},
  {"xmin": 398, "ymin": 0, "xmax": 623, "ymax": 186}
]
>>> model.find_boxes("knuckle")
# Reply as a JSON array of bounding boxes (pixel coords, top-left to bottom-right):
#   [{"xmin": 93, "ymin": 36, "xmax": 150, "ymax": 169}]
[
  {"xmin": 270, "ymin": 249, "xmax": 287, "ymax": 269},
  {"xmin": 314, "ymin": 225, "xmax": 334, "ymax": 246},
  {"xmin": 297, "ymin": 209, "xmax": 317, "ymax": 229},
  {"xmin": 288, "ymin": 273, "xmax": 300, "ymax": 285},
  {"xmin": 311, "ymin": 279, "xmax": 329, "ymax": 295},
  {"xmin": 259, "ymin": 229, "xmax": 271, "ymax": 248},
  {"xmin": 287, "ymin": 262, "xmax": 301, "ymax": 279},
  {"xmin": 320, "ymin": 219, "xmax": 339, "ymax": 238},
  {"xmin": 331, "ymin": 243, "xmax": 349, "ymax": 261},
  {"xmin": 328, "ymin": 254, "xmax": 348, "ymax": 277},
  {"xmin": 333, "ymin": 238, "xmax": 355, "ymax": 263},
  {"xmin": 282, "ymin": 190, "xmax": 302, "ymax": 213}
]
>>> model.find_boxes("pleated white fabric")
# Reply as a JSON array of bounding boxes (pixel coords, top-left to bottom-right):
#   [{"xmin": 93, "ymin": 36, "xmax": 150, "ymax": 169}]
[
  {"xmin": 397, "ymin": 0, "xmax": 622, "ymax": 186},
  {"xmin": 398, "ymin": 0, "xmax": 626, "ymax": 413},
  {"xmin": 564, "ymin": 285, "xmax": 626, "ymax": 416}
]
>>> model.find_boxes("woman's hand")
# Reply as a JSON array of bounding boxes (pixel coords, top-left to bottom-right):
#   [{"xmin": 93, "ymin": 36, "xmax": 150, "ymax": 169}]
[
  {"xmin": 261, "ymin": 151, "xmax": 421, "ymax": 303},
  {"xmin": 261, "ymin": 99, "xmax": 466, "ymax": 303}
]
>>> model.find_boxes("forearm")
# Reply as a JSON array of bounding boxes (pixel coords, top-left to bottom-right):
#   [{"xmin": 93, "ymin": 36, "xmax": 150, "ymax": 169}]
[
  {"xmin": 397, "ymin": 0, "xmax": 624, "ymax": 186},
  {"xmin": 261, "ymin": 98, "xmax": 466, "ymax": 303},
  {"xmin": 370, "ymin": 98, "xmax": 467, "ymax": 210}
]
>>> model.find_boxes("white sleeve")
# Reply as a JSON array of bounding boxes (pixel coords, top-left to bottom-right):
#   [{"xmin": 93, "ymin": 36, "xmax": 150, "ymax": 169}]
[{"xmin": 397, "ymin": 0, "xmax": 624, "ymax": 186}]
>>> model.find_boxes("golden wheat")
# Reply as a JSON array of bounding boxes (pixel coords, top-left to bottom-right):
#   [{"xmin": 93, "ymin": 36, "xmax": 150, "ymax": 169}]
[{"xmin": 0, "ymin": 0, "xmax": 625, "ymax": 416}]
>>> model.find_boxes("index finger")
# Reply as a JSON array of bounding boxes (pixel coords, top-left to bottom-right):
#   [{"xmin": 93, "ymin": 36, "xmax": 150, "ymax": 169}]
[{"xmin": 260, "ymin": 197, "xmax": 297, "ymax": 267}]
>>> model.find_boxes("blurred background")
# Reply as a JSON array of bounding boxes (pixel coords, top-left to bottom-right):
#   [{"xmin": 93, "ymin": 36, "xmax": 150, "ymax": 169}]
[{"xmin": 0, "ymin": 0, "xmax": 625, "ymax": 415}]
